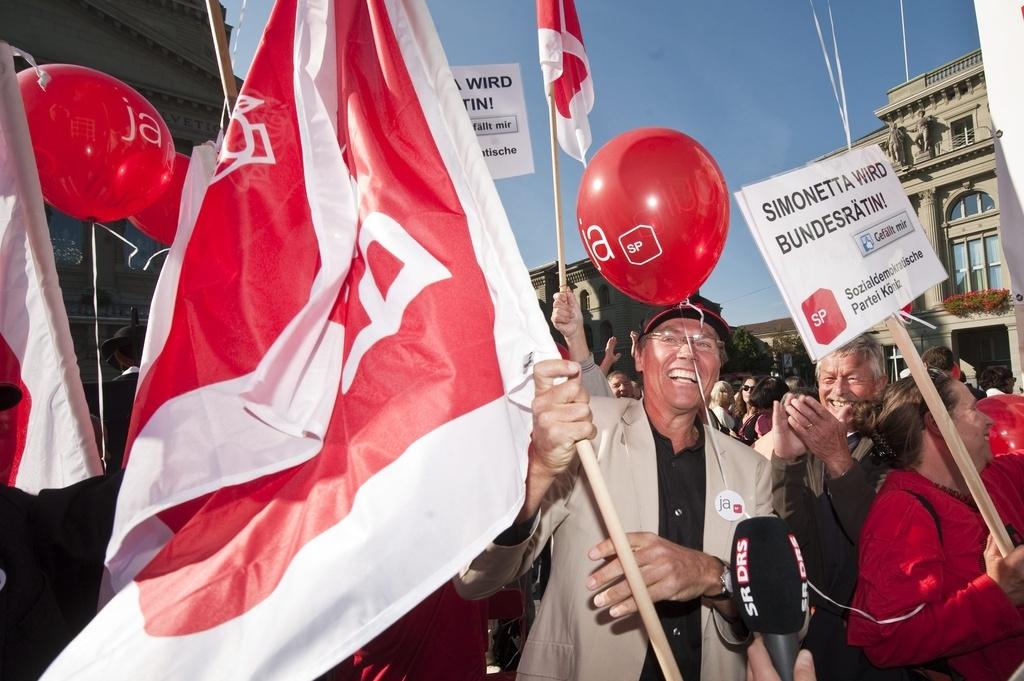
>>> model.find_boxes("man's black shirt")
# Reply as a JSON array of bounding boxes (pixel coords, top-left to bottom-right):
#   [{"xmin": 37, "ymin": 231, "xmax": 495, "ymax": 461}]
[{"xmin": 638, "ymin": 422, "xmax": 706, "ymax": 681}]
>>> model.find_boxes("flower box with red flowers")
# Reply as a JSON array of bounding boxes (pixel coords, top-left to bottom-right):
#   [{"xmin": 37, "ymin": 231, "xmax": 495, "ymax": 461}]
[{"xmin": 942, "ymin": 288, "xmax": 1010, "ymax": 317}]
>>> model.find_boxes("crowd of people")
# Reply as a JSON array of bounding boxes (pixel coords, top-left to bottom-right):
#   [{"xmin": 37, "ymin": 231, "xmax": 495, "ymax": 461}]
[
  {"xmin": 2, "ymin": 286, "xmax": 1024, "ymax": 680},
  {"xmin": 459, "ymin": 287, "xmax": 1023, "ymax": 681}
]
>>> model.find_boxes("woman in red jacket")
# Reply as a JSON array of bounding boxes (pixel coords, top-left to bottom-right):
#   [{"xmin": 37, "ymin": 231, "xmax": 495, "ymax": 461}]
[{"xmin": 847, "ymin": 371, "xmax": 1024, "ymax": 680}]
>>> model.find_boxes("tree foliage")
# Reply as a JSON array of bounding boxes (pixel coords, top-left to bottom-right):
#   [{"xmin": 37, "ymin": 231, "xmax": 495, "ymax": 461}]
[{"xmin": 724, "ymin": 327, "xmax": 771, "ymax": 374}]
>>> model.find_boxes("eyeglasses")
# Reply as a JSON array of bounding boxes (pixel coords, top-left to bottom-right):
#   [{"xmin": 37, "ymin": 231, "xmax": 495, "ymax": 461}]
[
  {"xmin": 741, "ymin": 385, "xmax": 754, "ymax": 392},
  {"xmin": 646, "ymin": 332, "xmax": 724, "ymax": 354}
]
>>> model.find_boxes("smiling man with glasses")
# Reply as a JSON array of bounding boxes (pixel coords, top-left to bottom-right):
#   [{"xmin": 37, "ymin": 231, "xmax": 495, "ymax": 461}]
[
  {"xmin": 770, "ymin": 334, "xmax": 894, "ymax": 681},
  {"xmin": 457, "ymin": 302, "xmax": 774, "ymax": 681}
]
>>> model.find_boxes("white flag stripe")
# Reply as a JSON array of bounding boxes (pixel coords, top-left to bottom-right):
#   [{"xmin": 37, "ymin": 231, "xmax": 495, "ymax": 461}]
[
  {"xmin": 137, "ymin": 145, "xmax": 218, "ymax": 387},
  {"xmin": 240, "ymin": 0, "xmax": 356, "ymax": 438},
  {"xmin": 106, "ymin": 365, "xmax": 328, "ymax": 591},
  {"xmin": 44, "ymin": 396, "xmax": 525, "ymax": 680},
  {"xmin": 0, "ymin": 41, "xmax": 101, "ymax": 490}
]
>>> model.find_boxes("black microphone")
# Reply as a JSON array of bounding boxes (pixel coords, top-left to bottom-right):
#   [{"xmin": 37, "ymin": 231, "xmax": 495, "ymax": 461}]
[{"xmin": 730, "ymin": 516, "xmax": 808, "ymax": 681}]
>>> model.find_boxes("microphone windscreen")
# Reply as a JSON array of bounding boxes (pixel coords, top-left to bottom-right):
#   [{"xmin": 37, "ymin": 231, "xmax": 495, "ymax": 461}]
[{"xmin": 730, "ymin": 516, "xmax": 807, "ymax": 634}]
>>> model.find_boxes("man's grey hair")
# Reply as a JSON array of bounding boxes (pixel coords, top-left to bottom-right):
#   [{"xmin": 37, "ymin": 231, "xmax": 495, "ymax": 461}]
[{"xmin": 815, "ymin": 334, "xmax": 886, "ymax": 380}]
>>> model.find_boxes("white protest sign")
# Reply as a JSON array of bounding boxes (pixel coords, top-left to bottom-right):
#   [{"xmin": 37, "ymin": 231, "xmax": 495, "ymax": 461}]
[
  {"xmin": 452, "ymin": 64, "xmax": 534, "ymax": 180},
  {"xmin": 736, "ymin": 145, "xmax": 947, "ymax": 360}
]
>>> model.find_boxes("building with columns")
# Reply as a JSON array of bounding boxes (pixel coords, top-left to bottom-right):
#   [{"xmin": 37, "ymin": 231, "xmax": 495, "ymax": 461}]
[
  {"xmin": 2, "ymin": 0, "xmax": 227, "ymax": 381},
  {"xmin": 818, "ymin": 49, "xmax": 1016, "ymax": 384}
]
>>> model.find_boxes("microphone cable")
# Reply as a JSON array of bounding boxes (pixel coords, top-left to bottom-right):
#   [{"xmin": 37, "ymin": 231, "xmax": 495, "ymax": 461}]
[{"xmin": 806, "ymin": 579, "xmax": 925, "ymax": 624}]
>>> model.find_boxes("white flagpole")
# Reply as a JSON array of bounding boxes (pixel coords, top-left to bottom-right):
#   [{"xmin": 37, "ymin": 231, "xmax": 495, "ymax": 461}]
[{"xmin": 900, "ymin": 0, "xmax": 909, "ymax": 82}]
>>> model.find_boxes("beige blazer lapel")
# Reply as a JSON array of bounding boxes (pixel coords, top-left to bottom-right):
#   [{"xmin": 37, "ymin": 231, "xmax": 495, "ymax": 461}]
[
  {"xmin": 702, "ymin": 429, "xmax": 739, "ymax": 561},
  {"xmin": 620, "ymin": 398, "xmax": 659, "ymax": 534}
]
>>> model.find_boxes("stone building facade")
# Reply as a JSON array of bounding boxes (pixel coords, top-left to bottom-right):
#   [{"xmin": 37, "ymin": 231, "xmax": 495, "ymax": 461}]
[
  {"xmin": 530, "ymin": 259, "xmax": 722, "ymax": 377},
  {"xmin": 820, "ymin": 49, "xmax": 1016, "ymax": 383},
  {"xmin": 531, "ymin": 259, "xmax": 656, "ymax": 376},
  {"xmin": 2, "ymin": 0, "xmax": 227, "ymax": 381}
]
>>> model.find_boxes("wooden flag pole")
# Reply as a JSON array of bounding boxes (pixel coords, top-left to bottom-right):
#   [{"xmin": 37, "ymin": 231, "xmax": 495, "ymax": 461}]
[
  {"xmin": 573, "ymin": 438, "xmax": 685, "ymax": 681},
  {"xmin": 542, "ymin": 75, "xmax": 683, "ymax": 681},
  {"xmin": 885, "ymin": 316, "xmax": 1013, "ymax": 556},
  {"xmin": 546, "ymin": 83, "xmax": 567, "ymax": 289},
  {"xmin": 545, "ymin": 84, "xmax": 681, "ymax": 681},
  {"xmin": 544, "ymin": 62, "xmax": 679, "ymax": 681},
  {"xmin": 205, "ymin": 0, "xmax": 238, "ymax": 112}
]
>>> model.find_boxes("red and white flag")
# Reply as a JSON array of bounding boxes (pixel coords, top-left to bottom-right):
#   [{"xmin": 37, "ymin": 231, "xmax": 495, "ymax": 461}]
[
  {"xmin": 537, "ymin": 0, "xmax": 595, "ymax": 163},
  {"xmin": 0, "ymin": 43, "xmax": 102, "ymax": 491},
  {"xmin": 43, "ymin": 0, "xmax": 552, "ymax": 678}
]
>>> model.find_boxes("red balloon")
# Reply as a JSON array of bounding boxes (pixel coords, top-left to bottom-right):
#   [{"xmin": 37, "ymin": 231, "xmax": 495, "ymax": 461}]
[
  {"xmin": 17, "ymin": 64, "xmax": 175, "ymax": 222},
  {"xmin": 576, "ymin": 128, "xmax": 729, "ymax": 305},
  {"xmin": 976, "ymin": 394, "xmax": 1024, "ymax": 456},
  {"xmin": 128, "ymin": 152, "xmax": 189, "ymax": 245}
]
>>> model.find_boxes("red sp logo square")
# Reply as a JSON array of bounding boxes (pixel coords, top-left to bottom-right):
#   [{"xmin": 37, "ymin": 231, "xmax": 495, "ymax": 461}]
[
  {"xmin": 618, "ymin": 225, "xmax": 663, "ymax": 266},
  {"xmin": 801, "ymin": 288, "xmax": 846, "ymax": 345}
]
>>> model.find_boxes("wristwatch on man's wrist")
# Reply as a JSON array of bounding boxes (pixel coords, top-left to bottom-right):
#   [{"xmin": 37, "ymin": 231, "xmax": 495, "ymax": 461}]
[{"xmin": 707, "ymin": 558, "xmax": 732, "ymax": 601}]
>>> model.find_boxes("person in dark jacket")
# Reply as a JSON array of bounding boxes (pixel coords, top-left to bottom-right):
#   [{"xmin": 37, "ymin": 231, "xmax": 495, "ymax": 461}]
[
  {"xmin": 771, "ymin": 335, "xmax": 900, "ymax": 680},
  {"xmin": 85, "ymin": 321, "xmax": 146, "ymax": 472},
  {"xmin": 1, "ymin": 384, "xmax": 122, "ymax": 680}
]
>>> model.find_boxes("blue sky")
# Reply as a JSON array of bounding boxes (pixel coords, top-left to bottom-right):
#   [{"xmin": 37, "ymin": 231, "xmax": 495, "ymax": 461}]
[{"xmin": 220, "ymin": 1, "xmax": 980, "ymax": 325}]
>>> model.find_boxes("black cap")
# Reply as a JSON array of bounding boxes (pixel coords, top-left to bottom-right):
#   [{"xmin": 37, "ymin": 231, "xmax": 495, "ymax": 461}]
[
  {"xmin": 0, "ymin": 382, "xmax": 22, "ymax": 411},
  {"xmin": 642, "ymin": 303, "xmax": 731, "ymax": 341},
  {"xmin": 100, "ymin": 325, "xmax": 146, "ymax": 369}
]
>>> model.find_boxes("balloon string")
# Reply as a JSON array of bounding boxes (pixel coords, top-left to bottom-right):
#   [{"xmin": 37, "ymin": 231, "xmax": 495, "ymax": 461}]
[
  {"xmin": 676, "ymin": 299, "xmax": 734, "ymax": 497},
  {"xmin": 9, "ymin": 46, "xmax": 50, "ymax": 89},
  {"xmin": 896, "ymin": 309, "xmax": 937, "ymax": 330},
  {"xmin": 808, "ymin": 0, "xmax": 851, "ymax": 149},
  {"xmin": 91, "ymin": 223, "xmax": 107, "ymax": 469},
  {"xmin": 143, "ymin": 248, "xmax": 170, "ymax": 271},
  {"xmin": 229, "ymin": 0, "xmax": 249, "ymax": 74},
  {"xmin": 93, "ymin": 222, "xmax": 141, "ymax": 269}
]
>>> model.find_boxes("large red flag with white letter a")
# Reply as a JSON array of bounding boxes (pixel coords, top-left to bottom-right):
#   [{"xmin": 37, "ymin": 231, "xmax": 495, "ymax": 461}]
[{"xmin": 43, "ymin": 0, "xmax": 553, "ymax": 678}]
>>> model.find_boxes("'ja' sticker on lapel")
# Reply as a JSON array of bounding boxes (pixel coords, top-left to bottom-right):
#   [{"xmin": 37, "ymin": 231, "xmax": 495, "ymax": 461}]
[{"xmin": 714, "ymin": 490, "xmax": 745, "ymax": 522}]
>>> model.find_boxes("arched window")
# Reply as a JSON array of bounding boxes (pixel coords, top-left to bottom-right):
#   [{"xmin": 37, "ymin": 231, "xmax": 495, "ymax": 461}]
[
  {"xmin": 599, "ymin": 321, "xmax": 613, "ymax": 346},
  {"xmin": 583, "ymin": 324, "xmax": 594, "ymax": 351},
  {"xmin": 579, "ymin": 289, "xmax": 591, "ymax": 311},
  {"xmin": 948, "ymin": 191, "xmax": 995, "ymax": 221},
  {"xmin": 598, "ymin": 285, "xmax": 611, "ymax": 307}
]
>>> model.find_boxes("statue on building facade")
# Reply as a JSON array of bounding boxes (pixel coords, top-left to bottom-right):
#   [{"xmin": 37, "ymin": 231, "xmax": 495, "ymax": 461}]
[
  {"xmin": 911, "ymin": 110, "xmax": 934, "ymax": 159},
  {"xmin": 885, "ymin": 120, "xmax": 908, "ymax": 166}
]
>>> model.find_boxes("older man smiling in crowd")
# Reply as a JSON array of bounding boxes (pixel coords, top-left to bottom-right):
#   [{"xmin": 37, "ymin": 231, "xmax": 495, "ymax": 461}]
[
  {"xmin": 770, "ymin": 334, "xmax": 897, "ymax": 681},
  {"xmin": 457, "ymin": 303, "xmax": 772, "ymax": 681}
]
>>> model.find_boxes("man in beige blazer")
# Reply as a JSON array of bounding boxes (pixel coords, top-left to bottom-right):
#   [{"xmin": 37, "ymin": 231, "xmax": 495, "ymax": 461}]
[{"xmin": 456, "ymin": 301, "xmax": 773, "ymax": 681}]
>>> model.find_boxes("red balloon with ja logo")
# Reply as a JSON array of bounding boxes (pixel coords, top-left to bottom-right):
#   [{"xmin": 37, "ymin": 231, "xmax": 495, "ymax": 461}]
[
  {"xmin": 17, "ymin": 64, "xmax": 175, "ymax": 222},
  {"xmin": 576, "ymin": 128, "xmax": 729, "ymax": 305}
]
